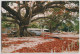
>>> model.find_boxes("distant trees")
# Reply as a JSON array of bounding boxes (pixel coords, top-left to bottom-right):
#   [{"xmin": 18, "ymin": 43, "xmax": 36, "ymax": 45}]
[{"xmin": 42, "ymin": 7, "xmax": 79, "ymax": 33}]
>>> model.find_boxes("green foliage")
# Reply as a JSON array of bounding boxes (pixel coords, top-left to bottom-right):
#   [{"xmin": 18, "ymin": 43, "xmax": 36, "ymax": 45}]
[
  {"xmin": 58, "ymin": 22, "xmax": 74, "ymax": 32},
  {"xmin": 28, "ymin": 22, "xmax": 39, "ymax": 28},
  {"xmin": 58, "ymin": 18, "xmax": 79, "ymax": 33},
  {"xmin": 2, "ymin": 21, "xmax": 15, "ymax": 28},
  {"xmin": 54, "ymin": 8, "xmax": 61, "ymax": 12},
  {"xmin": 30, "ymin": 24, "xmax": 38, "ymax": 28},
  {"xmin": 2, "ymin": 21, "xmax": 10, "ymax": 28},
  {"xmin": 73, "ymin": 19, "xmax": 79, "ymax": 33},
  {"xmin": 77, "ymin": 40, "xmax": 79, "ymax": 46}
]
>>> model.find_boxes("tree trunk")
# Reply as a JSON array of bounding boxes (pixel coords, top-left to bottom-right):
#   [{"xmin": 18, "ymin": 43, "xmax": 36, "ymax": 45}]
[
  {"xmin": 18, "ymin": 24, "xmax": 33, "ymax": 37},
  {"xmin": 19, "ymin": 26, "xmax": 24, "ymax": 37},
  {"xmin": 49, "ymin": 24, "xmax": 53, "ymax": 33}
]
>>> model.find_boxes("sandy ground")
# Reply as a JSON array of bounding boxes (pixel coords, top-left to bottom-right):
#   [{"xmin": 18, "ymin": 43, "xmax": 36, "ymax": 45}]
[
  {"xmin": 51, "ymin": 32, "xmax": 79, "ymax": 38},
  {"xmin": 1, "ymin": 32, "xmax": 79, "ymax": 53}
]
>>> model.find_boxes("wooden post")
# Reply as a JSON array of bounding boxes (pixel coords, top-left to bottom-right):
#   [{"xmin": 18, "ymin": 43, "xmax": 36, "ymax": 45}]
[
  {"xmin": 62, "ymin": 46, "xmax": 64, "ymax": 52},
  {"xmin": 71, "ymin": 41, "xmax": 74, "ymax": 50},
  {"xmin": 51, "ymin": 49, "xmax": 53, "ymax": 53},
  {"xmin": 73, "ymin": 42, "xmax": 75, "ymax": 49},
  {"xmin": 66, "ymin": 48, "xmax": 68, "ymax": 52},
  {"xmin": 54, "ymin": 49, "xmax": 55, "ymax": 53},
  {"xmin": 54, "ymin": 47, "xmax": 56, "ymax": 53},
  {"xmin": 68, "ymin": 44, "xmax": 70, "ymax": 51},
  {"xmin": 77, "ymin": 41, "xmax": 79, "ymax": 46}
]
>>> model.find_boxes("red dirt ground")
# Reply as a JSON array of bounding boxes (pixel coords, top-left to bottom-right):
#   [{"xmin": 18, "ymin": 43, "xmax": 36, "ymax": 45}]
[{"xmin": 1, "ymin": 33, "xmax": 79, "ymax": 53}]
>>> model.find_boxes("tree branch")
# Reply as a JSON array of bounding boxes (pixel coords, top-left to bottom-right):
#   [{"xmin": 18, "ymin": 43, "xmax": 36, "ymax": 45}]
[
  {"xmin": 23, "ymin": 1, "xmax": 30, "ymax": 18},
  {"xmin": 2, "ymin": 18, "xmax": 19, "ymax": 24},
  {"xmin": 31, "ymin": 17, "xmax": 49, "ymax": 22},
  {"xmin": 65, "ymin": 8, "xmax": 79, "ymax": 12},
  {"xmin": 45, "ymin": 1, "xmax": 65, "ymax": 7},
  {"xmin": 2, "ymin": 1, "xmax": 21, "ymax": 20},
  {"xmin": 17, "ymin": 2, "xmax": 22, "ymax": 18},
  {"xmin": 2, "ymin": 13, "xmax": 19, "ymax": 21}
]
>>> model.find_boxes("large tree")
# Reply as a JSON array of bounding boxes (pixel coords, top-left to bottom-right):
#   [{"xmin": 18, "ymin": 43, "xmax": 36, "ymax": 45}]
[{"xmin": 2, "ymin": 1, "xmax": 79, "ymax": 37}]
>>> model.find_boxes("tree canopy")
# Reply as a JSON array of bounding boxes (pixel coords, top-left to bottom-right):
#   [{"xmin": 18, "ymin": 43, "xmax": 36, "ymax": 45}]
[{"xmin": 1, "ymin": 1, "xmax": 79, "ymax": 36}]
